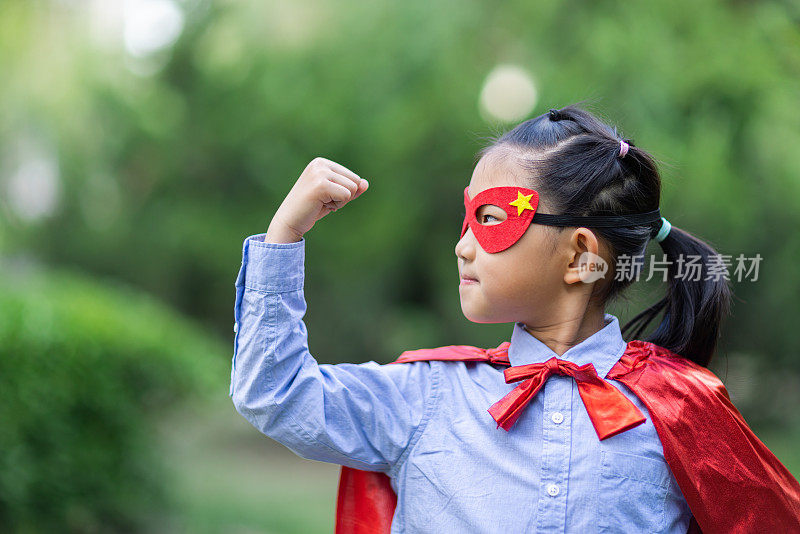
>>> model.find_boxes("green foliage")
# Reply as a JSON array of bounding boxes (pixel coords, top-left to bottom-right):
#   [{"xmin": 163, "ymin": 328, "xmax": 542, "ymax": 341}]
[{"xmin": 0, "ymin": 264, "xmax": 226, "ymax": 533}]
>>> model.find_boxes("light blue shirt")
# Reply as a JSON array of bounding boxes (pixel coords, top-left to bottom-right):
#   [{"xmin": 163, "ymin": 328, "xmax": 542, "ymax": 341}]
[{"xmin": 230, "ymin": 233, "xmax": 693, "ymax": 533}]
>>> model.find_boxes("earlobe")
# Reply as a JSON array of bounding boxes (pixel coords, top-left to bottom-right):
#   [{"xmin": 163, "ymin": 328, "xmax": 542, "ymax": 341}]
[
  {"xmin": 563, "ymin": 246, "xmax": 582, "ymax": 285},
  {"xmin": 564, "ymin": 269, "xmax": 582, "ymax": 285},
  {"xmin": 564, "ymin": 250, "xmax": 586, "ymax": 285}
]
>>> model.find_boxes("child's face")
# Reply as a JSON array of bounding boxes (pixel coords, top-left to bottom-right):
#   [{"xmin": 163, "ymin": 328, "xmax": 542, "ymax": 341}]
[{"xmin": 455, "ymin": 149, "xmax": 601, "ymax": 326}]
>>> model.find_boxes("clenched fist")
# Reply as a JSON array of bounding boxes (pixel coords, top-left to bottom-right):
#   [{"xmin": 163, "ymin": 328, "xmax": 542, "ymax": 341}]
[{"xmin": 264, "ymin": 157, "xmax": 369, "ymax": 244}]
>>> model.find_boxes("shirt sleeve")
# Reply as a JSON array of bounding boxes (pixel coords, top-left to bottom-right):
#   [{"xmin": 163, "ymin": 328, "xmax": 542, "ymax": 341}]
[{"xmin": 230, "ymin": 233, "xmax": 437, "ymax": 473}]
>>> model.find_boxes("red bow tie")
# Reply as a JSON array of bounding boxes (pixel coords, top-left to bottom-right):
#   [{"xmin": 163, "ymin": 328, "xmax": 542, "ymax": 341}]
[
  {"xmin": 487, "ymin": 356, "xmax": 646, "ymax": 440},
  {"xmin": 393, "ymin": 343, "xmax": 646, "ymax": 440}
]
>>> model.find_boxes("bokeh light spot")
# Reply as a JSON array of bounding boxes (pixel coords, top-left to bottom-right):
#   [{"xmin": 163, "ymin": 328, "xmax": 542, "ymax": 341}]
[
  {"xmin": 123, "ymin": 0, "xmax": 184, "ymax": 58},
  {"xmin": 479, "ymin": 64, "xmax": 538, "ymax": 123}
]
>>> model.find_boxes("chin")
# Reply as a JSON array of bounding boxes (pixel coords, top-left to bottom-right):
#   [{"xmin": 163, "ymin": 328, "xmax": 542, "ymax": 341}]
[{"xmin": 460, "ymin": 304, "xmax": 501, "ymax": 324}]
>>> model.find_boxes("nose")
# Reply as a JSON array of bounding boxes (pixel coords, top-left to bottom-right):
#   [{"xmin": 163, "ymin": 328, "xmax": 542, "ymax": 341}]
[{"xmin": 455, "ymin": 227, "xmax": 476, "ymax": 262}]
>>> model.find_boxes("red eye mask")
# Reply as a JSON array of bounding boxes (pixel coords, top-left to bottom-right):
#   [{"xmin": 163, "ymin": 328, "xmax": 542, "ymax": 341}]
[
  {"xmin": 461, "ymin": 186, "xmax": 540, "ymax": 253},
  {"xmin": 460, "ymin": 185, "xmax": 665, "ymax": 254}
]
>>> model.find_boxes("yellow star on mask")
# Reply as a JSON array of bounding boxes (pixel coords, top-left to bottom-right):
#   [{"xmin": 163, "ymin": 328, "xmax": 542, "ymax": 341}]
[{"xmin": 508, "ymin": 191, "xmax": 535, "ymax": 216}]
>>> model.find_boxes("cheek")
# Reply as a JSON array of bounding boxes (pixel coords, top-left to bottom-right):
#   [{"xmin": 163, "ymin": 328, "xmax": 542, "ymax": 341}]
[
  {"xmin": 489, "ymin": 247, "xmax": 558, "ymax": 293},
  {"xmin": 481, "ymin": 252, "xmax": 537, "ymax": 291}
]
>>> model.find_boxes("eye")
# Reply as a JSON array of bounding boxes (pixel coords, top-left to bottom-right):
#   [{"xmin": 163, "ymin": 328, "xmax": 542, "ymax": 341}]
[{"xmin": 475, "ymin": 204, "xmax": 506, "ymax": 225}]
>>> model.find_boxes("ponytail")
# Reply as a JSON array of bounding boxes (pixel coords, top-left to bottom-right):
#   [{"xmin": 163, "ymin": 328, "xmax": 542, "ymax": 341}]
[{"xmin": 621, "ymin": 226, "xmax": 733, "ymax": 367}]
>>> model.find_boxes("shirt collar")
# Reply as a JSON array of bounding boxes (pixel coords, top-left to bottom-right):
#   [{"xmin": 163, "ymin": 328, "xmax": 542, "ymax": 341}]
[{"xmin": 507, "ymin": 313, "xmax": 628, "ymax": 379}]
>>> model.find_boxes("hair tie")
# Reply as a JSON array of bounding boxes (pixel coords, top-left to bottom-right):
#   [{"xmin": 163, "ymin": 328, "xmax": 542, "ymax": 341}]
[
  {"xmin": 618, "ymin": 139, "xmax": 629, "ymax": 158},
  {"xmin": 654, "ymin": 217, "xmax": 671, "ymax": 242},
  {"xmin": 548, "ymin": 109, "xmax": 563, "ymax": 121}
]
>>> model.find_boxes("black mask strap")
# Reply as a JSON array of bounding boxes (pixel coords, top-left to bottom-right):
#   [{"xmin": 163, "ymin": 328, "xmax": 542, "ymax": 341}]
[{"xmin": 531, "ymin": 209, "xmax": 662, "ymax": 233}]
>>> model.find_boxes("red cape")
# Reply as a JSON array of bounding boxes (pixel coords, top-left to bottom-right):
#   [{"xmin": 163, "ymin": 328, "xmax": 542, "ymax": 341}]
[{"xmin": 334, "ymin": 339, "xmax": 800, "ymax": 534}]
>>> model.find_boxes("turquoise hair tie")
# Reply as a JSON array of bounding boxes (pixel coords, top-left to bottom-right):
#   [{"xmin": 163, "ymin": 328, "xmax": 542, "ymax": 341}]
[{"xmin": 654, "ymin": 217, "xmax": 671, "ymax": 242}]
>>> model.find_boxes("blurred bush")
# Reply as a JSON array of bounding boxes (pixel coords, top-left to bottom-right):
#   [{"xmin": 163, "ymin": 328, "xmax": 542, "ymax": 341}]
[{"xmin": 0, "ymin": 263, "xmax": 226, "ymax": 533}]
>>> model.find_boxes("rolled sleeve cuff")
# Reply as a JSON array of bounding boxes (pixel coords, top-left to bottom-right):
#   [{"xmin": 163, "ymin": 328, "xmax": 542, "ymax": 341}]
[{"xmin": 239, "ymin": 233, "xmax": 305, "ymax": 293}]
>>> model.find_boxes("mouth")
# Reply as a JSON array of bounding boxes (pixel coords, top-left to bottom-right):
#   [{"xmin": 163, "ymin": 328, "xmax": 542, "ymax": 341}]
[{"xmin": 460, "ymin": 275, "xmax": 479, "ymax": 285}]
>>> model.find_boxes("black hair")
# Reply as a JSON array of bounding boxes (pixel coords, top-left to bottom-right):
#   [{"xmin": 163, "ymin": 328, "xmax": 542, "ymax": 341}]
[{"xmin": 475, "ymin": 101, "xmax": 733, "ymax": 367}]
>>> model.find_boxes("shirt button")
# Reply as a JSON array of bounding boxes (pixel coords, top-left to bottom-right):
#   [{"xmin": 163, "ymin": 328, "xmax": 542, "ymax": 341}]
[
  {"xmin": 551, "ymin": 411, "xmax": 564, "ymax": 424},
  {"xmin": 547, "ymin": 484, "xmax": 560, "ymax": 496},
  {"xmin": 234, "ymin": 322, "xmax": 239, "ymax": 333}
]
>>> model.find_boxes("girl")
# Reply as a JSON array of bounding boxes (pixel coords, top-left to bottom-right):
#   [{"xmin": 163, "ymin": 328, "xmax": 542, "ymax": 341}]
[{"xmin": 230, "ymin": 103, "xmax": 800, "ymax": 533}]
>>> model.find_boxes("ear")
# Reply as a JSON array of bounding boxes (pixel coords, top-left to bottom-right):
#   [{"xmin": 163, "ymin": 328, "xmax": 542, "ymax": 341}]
[{"xmin": 563, "ymin": 228, "xmax": 603, "ymax": 285}]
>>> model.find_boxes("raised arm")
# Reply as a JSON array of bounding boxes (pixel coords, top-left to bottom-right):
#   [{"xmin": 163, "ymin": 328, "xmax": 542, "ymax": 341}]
[{"xmin": 230, "ymin": 159, "xmax": 437, "ymax": 474}]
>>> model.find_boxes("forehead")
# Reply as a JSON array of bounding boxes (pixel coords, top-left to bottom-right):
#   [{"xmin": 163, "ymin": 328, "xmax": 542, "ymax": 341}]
[{"xmin": 467, "ymin": 148, "xmax": 526, "ymax": 200}]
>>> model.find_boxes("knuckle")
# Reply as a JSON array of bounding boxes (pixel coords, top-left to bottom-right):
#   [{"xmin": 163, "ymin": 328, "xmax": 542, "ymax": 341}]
[{"xmin": 305, "ymin": 158, "xmax": 321, "ymax": 172}]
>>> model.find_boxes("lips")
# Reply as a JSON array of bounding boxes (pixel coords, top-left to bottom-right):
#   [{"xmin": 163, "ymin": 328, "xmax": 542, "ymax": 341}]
[{"xmin": 458, "ymin": 263, "xmax": 478, "ymax": 283}]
